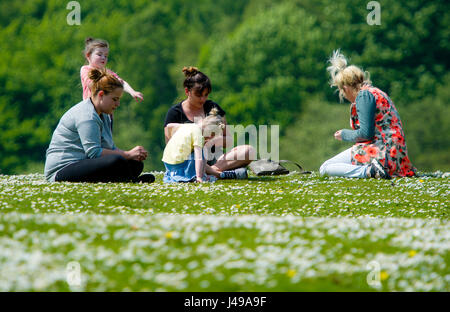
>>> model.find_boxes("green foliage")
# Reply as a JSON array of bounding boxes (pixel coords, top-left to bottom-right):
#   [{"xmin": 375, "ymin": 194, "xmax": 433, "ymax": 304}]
[
  {"xmin": 279, "ymin": 98, "xmax": 350, "ymax": 171},
  {"xmin": 0, "ymin": 0, "xmax": 448, "ymax": 173},
  {"xmin": 401, "ymin": 74, "xmax": 450, "ymax": 171},
  {"xmin": 200, "ymin": 3, "xmax": 327, "ymax": 129}
]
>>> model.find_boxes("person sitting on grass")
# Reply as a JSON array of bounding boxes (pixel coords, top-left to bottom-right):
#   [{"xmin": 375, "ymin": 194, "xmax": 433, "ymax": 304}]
[
  {"xmin": 163, "ymin": 66, "xmax": 255, "ymax": 180},
  {"xmin": 163, "ymin": 108, "xmax": 246, "ymax": 183},
  {"xmin": 44, "ymin": 68, "xmax": 154, "ymax": 183},
  {"xmin": 319, "ymin": 50, "xmax": 416, "ymax": 179}
]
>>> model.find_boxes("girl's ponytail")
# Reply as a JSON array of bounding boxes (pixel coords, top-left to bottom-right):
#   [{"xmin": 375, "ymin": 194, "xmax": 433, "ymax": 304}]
[
  {"xmin": 182, "ymin": 66, "xmax": 199, "ymax": 78},
  {"xmin": 208, "ymin": 107, "xmax": 219, "ymax": 117},
  {"xmin": 88, "ymin": 68, "xmax": 105, "ymax": 83},
  {"xmin": 88, "ymin": 68, "xmax": 123, "ymax": 96},
  {"xmin": 202, "ymin": 108, "xmax": 225, "ymax": 131},
  {"xmin": 85, "ymin": 37, "xmax": 94, "ymax": 46}
]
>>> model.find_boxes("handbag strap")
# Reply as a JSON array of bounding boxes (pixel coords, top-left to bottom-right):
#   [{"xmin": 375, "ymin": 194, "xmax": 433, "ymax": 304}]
[
  {"xmin": 278, "ymin": 160, "xmax": 311, "ymax": 174},
  {"xmin": 253, "ymin": 159, "xmax": 311, "ymax": 174}
]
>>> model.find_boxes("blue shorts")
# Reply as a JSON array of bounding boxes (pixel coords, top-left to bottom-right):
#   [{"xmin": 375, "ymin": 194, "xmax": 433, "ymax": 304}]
[{"xmin": 163, "ymin": 152, "xmax": 206, "ymax": 183}]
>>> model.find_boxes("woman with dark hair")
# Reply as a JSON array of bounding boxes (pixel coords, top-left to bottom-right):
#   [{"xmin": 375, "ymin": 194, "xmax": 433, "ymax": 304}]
[
  {"xmin": 44, "ymin": 68, "xmax": 154, "ymax": 183},
  {"xmin": 164, "ymin": 67, "xmax": 256, "ymax": 179}
]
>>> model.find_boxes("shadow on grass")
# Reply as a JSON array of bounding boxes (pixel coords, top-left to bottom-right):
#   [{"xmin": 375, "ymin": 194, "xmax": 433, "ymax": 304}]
[
  {"xmin": 247, "ymin": 176, "xmax": 285, "ymax": 182},
  {"xmin": 215, "ymin": 176, "xmax": 285, "ymax": 183}
]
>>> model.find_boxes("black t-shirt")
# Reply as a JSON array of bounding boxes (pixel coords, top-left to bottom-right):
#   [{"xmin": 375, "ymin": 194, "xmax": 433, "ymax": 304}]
[{"xmin": 163, "ymin": 100, "xmax": 226, "ymax": 127}]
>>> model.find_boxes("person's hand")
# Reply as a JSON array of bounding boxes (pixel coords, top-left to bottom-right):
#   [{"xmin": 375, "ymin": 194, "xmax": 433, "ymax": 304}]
[
  {"xmin": 125, "ymin": 146, "xmax": 148, "ymax": 161},
  {"xmin": 132, "ymin": 91, "xmax": 144, "ymax": 103},
  {"xmin": 334, "ymin": 130, "xmax": 343, "ymax": 141},
  {"xmin": 196, "ymin": 177, "xmax": 204, "ymax": 183}
]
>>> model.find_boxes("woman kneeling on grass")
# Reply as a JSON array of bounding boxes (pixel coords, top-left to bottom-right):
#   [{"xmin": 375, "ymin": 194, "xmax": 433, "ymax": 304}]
[
  {"xmin": 319, "ymin": 50, "xmax": 416, "ymax": 179},
  {"xmin": 44, "ymin": 68, "xmax": 154, "ymax": 183}
]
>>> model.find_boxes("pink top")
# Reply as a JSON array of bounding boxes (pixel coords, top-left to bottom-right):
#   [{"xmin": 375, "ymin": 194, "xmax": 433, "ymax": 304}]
[{"xmin": 80, "ymin": 65, "xmax": 124, "ymax": 100}]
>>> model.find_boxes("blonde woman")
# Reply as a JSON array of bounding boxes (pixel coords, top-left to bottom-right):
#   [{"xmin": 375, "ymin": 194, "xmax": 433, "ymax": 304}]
[{"xmin": 319, "ymin": 50, "xmax": 416, "ymax": 179}]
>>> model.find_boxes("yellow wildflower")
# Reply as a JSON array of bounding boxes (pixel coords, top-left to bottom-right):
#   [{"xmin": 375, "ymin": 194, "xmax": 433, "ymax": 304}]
[
  {"xmin": 380, "ymin": 271, "xmax": 389, "ymax": 281},
  {"xmin": 287, "ymin": 269, "xmax": 296, "ymax": 278},
  {"xmin": 408, "ymin": 250, "xmax": 417, "ymax": 257},
  {"xmin": 165, "ymin": 231, "xmax": 174, "ymax": 239}
]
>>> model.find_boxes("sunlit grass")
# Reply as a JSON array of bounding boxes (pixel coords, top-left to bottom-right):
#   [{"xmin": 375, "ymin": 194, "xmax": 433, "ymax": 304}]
[{"xmin": 0, "ymin": 172, "xmax": 448, "ymax": 291}]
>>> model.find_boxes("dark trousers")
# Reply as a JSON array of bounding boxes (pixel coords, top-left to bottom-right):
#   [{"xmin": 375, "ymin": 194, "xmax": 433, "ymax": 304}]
[{"xmin": 55, "ymin": 154, "xmax": 143, "ymax": 183}]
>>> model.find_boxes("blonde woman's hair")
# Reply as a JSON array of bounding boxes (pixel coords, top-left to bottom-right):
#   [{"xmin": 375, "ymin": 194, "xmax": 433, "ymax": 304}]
[
  {"xmin": 327, "ymin": 50, "xmax": 371, "ymax": 101},
  {"xmin": 201, "ymin": 107, "xmax": 225, "ymax": 135}
]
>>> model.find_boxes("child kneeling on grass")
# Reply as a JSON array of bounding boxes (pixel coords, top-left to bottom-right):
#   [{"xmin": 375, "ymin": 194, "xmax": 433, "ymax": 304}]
[{"xmin": 163, "ymin": 108, "xmax": 246, "ymax": 183}]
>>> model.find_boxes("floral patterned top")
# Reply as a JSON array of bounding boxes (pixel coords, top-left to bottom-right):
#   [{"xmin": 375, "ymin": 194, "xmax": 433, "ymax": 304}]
[{"xmin": 348, "ymin": 85, "xmax": 416, "ymax": 177}]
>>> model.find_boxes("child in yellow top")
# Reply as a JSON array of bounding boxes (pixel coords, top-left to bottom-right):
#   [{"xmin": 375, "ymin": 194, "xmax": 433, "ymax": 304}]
[{"xmin": 162, "ymin": 109, "xmax": 224, "ymax": 183}]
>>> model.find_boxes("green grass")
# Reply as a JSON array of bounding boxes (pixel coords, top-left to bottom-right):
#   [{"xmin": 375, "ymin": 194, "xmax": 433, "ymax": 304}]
[{"xmin": 0, "ymin": 172, "xmax": 448, "ymax": 291}]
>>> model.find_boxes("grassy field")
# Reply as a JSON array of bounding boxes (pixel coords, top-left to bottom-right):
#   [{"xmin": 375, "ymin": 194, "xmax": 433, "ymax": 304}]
[{"xmin": 0, "ymin": 172, "xmax": 448, "ymax": 291}]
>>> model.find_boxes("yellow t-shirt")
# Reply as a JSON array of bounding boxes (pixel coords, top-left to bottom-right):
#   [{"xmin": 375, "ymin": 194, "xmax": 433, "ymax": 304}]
[{"xmin": 162, "ymin": 124, "xmax": 204, "ymax": 165}]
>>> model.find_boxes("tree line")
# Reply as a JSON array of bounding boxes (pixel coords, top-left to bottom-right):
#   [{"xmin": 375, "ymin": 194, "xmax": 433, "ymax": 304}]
[{"xmin": 0, "ymin": 0, "xmax": 448, "ymax": 174}]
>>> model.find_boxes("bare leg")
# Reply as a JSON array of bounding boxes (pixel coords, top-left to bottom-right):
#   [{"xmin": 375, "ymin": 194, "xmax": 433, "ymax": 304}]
[
  {"xmin": 205, "ymin": 164, "xmax": 222, "ymax": 177},
  {"xmin": 210, "ymin": 145, "xmax": 256, "ymax": 173}
]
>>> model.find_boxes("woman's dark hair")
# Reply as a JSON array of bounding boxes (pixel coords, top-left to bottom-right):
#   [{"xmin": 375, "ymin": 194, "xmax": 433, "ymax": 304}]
[{"xmin": 182, "ymin": 66, "xmax": 212, "ymax": 96}]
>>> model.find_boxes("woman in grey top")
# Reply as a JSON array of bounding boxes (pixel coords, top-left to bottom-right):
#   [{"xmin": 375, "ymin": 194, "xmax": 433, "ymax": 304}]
[{"xmin": 44, "ymin": 68, "xmax": 154, "ymax": 183}]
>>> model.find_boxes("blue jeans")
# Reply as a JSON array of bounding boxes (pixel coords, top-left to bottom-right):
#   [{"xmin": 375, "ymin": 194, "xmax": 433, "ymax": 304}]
[{"xmin": 319, "ymin": 148, "xmax": 369, "ymax": 178}]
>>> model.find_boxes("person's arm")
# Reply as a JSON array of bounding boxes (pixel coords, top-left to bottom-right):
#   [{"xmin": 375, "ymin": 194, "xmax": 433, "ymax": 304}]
[
  {"xmin": 109, "ymin": 70, "xmax": 143, "ymax": 102},
  {"xmin": 339, "ymin": 90, "xmax": 376, "ymax": 142},
  {"xmin": 122, "ymin": 80, "xmax": 144, "ymax": 102},
  {"xmin": 164, "ymin": 123, "xmax": 182, "ymax": 144},
  {"xmin": 101, "ymin": 146, "xmax": 148, "ymax": 161},
  {"xmin": 77, "ymin": 117, "xmax": 147, "ymax": 161},
  {"xmin": 194, "ymin": 145, "xmax": 204, "ymax": 182},
  {"xmin": 77, "ymin": 119, "xmax": 105, "ymax": 158},
  {"xmin": 164, "ymin": 105, "xmax": 185, "ymax": 143}
]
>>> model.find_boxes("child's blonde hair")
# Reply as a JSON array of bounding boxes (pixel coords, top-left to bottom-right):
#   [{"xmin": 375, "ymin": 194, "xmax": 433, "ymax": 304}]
[
  {"xmin": 201, "ymin": 108, "xmax": 225, "ymax": 136},
  {"xmin": 327, "ymin": 50, "xmax": 371, "ymax": 102},
  {"xmin": 83, "ymin": 37, "xmax": 109, "ymax": 63}
]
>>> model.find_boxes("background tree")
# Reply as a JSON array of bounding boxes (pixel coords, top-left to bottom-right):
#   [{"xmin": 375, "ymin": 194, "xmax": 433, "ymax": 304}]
[{"xmin": 0, "ymin": 0, "xmax": 448, "ymax": 174}]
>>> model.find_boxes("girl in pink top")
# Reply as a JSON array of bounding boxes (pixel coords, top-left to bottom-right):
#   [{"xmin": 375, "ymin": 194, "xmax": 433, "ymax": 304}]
[{"xmin": 81, "ymin": 37, "xmax": 143, "ymax": 102}]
